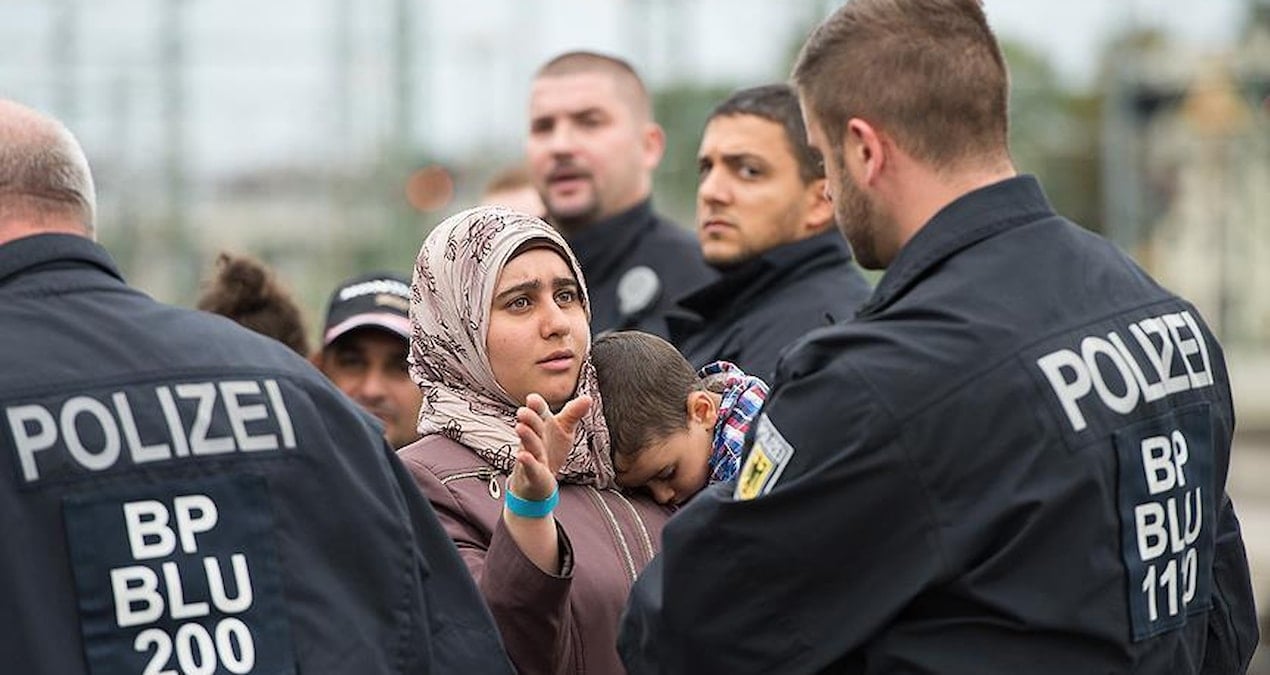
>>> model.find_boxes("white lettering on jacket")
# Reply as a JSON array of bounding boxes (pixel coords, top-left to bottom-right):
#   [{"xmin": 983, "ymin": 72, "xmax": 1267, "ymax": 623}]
[
  {"xmin": 7, "ymin": 379, "xmax": 296, "ymax": 483},
  {"xmin": 1036, "ymin": 310, "xmax": 1213, "ymax": 432}
]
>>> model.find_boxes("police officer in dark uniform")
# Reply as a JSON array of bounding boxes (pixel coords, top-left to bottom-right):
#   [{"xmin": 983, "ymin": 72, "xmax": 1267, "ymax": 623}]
[
  {"xmin": 527, "ymin": 50, "xmax": 715, "ymax": 339},
  {"xmin": 0, "ymin": 99, "xmax": 512, "ymax": 674},
  {"xmin": 619, "ymin": 2, "xmax": 1259, "ymax": 673},
  {"xmin": 668, "ymin": 83, "xmax": 871, "ymax": 378}
]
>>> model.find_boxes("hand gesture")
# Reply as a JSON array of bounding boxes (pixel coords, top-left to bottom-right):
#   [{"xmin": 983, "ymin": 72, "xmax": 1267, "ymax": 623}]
[{"xmin": 507, "ymin": 393, "xmax": 592, "ymax": 501}]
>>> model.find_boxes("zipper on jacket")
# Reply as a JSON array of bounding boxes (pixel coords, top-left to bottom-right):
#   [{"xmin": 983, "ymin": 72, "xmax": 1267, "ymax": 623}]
[
  {"xmin": 440, "ymin": 467, "xmax": 502, "ymax": 500},
  {"xmin": 584, "ymin": 486, "xmax": 638, "ymax": 583},
  {"xmin": 607, "ymin": 489, "xmax": 655, "ymax": 565}
]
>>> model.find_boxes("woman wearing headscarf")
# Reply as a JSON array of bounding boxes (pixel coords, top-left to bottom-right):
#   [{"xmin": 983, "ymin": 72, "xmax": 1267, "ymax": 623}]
[{"xmin": 398, "ymin": 206, "xmax": 670, "ymax": 674}]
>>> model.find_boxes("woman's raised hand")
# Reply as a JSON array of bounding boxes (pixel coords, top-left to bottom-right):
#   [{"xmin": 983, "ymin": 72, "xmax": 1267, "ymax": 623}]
[{"xmin": 508, "ymin": 393, "xmax": 592, "ymax": 500}]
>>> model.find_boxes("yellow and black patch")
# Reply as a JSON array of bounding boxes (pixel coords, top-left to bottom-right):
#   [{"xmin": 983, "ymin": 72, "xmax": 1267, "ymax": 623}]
[{"xmin": 733, "ymin": 414, "xmax": 794, "ymax": 500}]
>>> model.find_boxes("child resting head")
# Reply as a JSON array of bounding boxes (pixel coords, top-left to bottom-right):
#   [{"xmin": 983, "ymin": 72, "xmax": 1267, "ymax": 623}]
[{"xmin": 591, "ymin": 331, "xmax": 768, "ymax": 506}]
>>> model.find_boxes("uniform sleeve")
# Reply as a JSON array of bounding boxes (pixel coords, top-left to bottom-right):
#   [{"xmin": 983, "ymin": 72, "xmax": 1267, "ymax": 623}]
[
  {"xmin": 1200, "ymin": 494, "xmax": 1259, "ymax": 674},
  {"xmin": 383, "ymin": 443, "xmax": 515, "ymax": 674},
  {"xmin": 398, "ymin": 452, "xmax": 578, "ymax": 675},
  {"xmin": 621, "ymin": 358, "xmax": 945, "ymax": 674},
  {"xmin": 1200, "ymin": 344, "xmax": 1257, "ymax": 674}
]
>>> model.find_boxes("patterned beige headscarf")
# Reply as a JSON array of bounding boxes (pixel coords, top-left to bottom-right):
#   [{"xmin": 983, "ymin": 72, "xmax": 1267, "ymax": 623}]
[{"xmin": 408, "ymin": 205, "xmax": 614, "ymax": 488}]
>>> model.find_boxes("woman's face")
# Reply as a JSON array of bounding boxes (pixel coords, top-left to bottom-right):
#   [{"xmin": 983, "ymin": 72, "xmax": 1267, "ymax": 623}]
[{"xmin": 487, "ymin": 247, "xmax": 590, "ymax": 409}]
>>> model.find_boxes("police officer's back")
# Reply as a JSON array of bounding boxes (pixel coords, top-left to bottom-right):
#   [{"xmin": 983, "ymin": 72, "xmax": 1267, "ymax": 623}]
[
  {"xmin": 619, "ymin": 2, "xmax": 1258, "ymax": 673},
  {"xmin": 0, "ymin": 99, "xmax": 512, "ymax": 674}
]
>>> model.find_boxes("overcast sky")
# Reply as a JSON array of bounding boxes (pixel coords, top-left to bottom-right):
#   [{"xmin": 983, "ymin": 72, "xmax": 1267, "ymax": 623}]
[
  {"xmin": 984, "ymin": 0, "xmax": 1247, "ymax": 88},
  {"xmin": 0, "ymin": 0, "xmax": 1255, "ymax": 173}
]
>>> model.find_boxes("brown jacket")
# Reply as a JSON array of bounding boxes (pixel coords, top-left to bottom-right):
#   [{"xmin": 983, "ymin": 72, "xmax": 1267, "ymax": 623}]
[{"xmin": 399, "ymin": 434, "xmax": 669, "ymax": 675}]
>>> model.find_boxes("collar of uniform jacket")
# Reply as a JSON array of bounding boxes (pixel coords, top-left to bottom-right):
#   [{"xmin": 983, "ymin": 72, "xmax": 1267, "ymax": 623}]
[
  {"xmin": 0, "ymin": 233, "xmax": 124, "ymax": 288},
  {"xmin": 859, "ymin": 174, "xmax": 1055, "ymax": 318},
  {"xmin": 563, "ymin": 198, "xmax": 657, "ymax": 286},
  {"xmin": 671, "ymin": 229, "xmax": 853, "ymax": 322}
]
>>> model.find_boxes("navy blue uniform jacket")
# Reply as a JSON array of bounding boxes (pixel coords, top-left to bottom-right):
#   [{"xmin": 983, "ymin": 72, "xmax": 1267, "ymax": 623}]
[
  {"xmin": 566, "ymin": 199, "xmax": 716, "ymax": 340},
  {"xmin": 620, "ymin": 176, "xmax": 1258, "ymax": 674},
  {"xmin": 0, "ymin": 234, "xmax": 512, "ymax": 674},
  {"xmin": 669, "ymin": 230, "xmax": 872, "ymax": 379}
]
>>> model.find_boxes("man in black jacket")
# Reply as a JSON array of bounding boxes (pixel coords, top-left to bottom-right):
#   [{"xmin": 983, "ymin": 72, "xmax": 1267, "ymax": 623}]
[
  {"xmin": 0, "ymin": 98, "xmax": 512, "ymax": 674},
  {"xmin": 668, "ymin": 84, "xmax": 871, "ymax": 378},
  {"xmin": 620, "ymin": 1, "xmax": 1258, "ymax": 673},
  {"xmin": 527, "ymin": 51, "xmax": 715, "ymax": 338}
]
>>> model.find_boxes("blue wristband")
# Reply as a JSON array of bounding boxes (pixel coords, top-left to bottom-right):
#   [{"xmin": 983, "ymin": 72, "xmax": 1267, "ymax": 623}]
[{"xmin": 505, "ymin": 485, "xmax": 559, "ymax": 518}]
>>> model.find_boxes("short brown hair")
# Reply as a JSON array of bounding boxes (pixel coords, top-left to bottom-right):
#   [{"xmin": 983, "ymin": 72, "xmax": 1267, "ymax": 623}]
[
  {"xmin": 792, "ymin": 0, "xmax": 1009, "ymax": 171},
  {"xmin": 592, "ymin": 331, "xmax": 698, "ymax": 459},
  {"xmin": 708, "ymin": 83, "xmax": 823, "ymax": 184},
  {"xmin": 535, "ymin": 50, "xmax": 653, "ymax": 121},
  {"xmin": 197, "ymin": 252, "xmax": 311, "ymax": 356}
]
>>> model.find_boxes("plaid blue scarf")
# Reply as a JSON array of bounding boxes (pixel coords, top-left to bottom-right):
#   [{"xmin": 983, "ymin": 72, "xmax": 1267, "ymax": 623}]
[{"xmin": 700, "ymin": 361, "xmax": 769, "ymax": 484}]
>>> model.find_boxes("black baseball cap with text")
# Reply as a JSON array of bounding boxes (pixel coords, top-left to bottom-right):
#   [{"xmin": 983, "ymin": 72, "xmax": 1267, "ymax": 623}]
[{"xmin": 321, "ymin": 272, "xmax": 412, "ymax": 347}]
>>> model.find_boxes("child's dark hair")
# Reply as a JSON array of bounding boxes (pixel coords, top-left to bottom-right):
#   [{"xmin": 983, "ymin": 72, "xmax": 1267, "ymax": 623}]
[
  {"xmin": 591, "ymin": 331, "xmax": 699, "ymax": 458},
  {"xmin": 196, "ymin": 252, "xmax": 310, "ymax": 356}
]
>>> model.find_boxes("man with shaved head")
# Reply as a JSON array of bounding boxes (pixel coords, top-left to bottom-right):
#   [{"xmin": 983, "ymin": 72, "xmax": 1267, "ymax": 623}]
[
  {"xmin": 0, "ymin": 100, "xmax": 97, "ymax": 239},
  {"xmin": 527, "ymin": 51, "xmax": 715, "ymax": 339},
  {"xmin": 0, "ymin": 99, "xmax": 511, "ymax": 674}
]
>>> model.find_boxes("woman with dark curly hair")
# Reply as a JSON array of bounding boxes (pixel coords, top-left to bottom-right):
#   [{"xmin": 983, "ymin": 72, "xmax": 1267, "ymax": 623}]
[{"xmin": 196, "ymin": 251, "xmax": 310, "ymax": 356}]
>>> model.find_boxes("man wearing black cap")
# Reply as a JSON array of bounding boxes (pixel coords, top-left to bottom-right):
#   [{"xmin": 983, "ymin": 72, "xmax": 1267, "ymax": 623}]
[{"xmin": 313, "ymin": 272, "xmax": 423, "ymax": 448}]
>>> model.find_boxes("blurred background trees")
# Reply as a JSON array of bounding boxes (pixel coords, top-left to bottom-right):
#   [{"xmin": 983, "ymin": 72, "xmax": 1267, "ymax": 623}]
[{"xmin": 1, "ymin": 0, "xmax": 1265, "ymax": 349}]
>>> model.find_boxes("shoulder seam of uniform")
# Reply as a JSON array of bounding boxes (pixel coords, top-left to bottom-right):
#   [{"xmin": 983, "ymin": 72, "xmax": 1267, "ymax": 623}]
[{"xmin": 838, "ymin": 358, "xmax": 951, "ymax": 576}]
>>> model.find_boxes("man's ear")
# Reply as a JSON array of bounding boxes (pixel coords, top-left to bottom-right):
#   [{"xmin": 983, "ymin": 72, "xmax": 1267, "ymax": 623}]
[
  {"xmin": 309, "ymin": 349, "xmax": 326, "ymax": 371},
  {"xmin": 642, "ymin": 122, "xmax": 666, "ymax": 170},
  {"xmin": 802, "ymin": 177, "xmax": 835, "ymax": 235},
  {"xmin": 845, "ymin": 117, "xmax": 886, "ymax": 186},
  {"xmin": 686, "ymin": 390, "xmax": 717, "ymax": 426}
]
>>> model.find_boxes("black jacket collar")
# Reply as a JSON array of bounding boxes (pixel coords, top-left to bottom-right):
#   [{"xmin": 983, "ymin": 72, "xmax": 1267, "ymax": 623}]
[
  {"xmin": 0, "ymin": 233, "xmax": 122, "ymax": 287},
  {"xmin": 860, "ymin": 175, "xmax": 1054, "ymax": 317},
  {"xmin": 676, "ymin": 229, "xmax": 853, "ymax": 319},
  {"xmin": 564, "ymin": 199, "xmax": 656, "ymax": 285}
]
